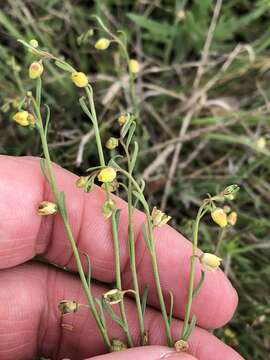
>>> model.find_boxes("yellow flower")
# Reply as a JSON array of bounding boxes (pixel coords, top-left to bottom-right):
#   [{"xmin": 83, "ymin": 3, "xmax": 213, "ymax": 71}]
[
  {"xmin": 12, "ymin": 111, "xmax": 35, "ymax": 127},
  {"xmin": 58, "ymin": 300, "xmax": 79, "ymax": 315},
  {"xmin": 98, "ymin": 167, "xmax": 116, "ymax": 183},
  {"xmin": 211, "ymin": 208, "xmax": 227, "ymax": 228},
  {"xmin": 37, "ymin": 201, "xmax": 58, "ymax": 216},
  {"xmin": 200, "ymin": 253, "xmax": 222, "ymax": 271},
  {"xmin": 71, "ymin": 71, "xmax": 89, "ymax": 87},
  {"xmin": 76, "ymin": 176, "xmax": 89, "ymax": 189},
  {"xmin": 174, "ymin": 339, "xmax": 189, "ymax": 352},
  {"xmin": 105, "ymin": 137, "xmax": 119, "ymax": 150},
  {"xmin": 118, "ymin": 114, "xmax": 127, "ymax": 126},
  {"xmin": 151, "ymin": 206, "xmax": 171, "ymax": 227},
  {"xmin": 227, "ymin": 211, "xmax": 237, "ymax": 226},
  {"xmin": 128, "ymin": 59, "xmax": 140, "ymax": 74},
  {"xmin": 95, "ymin": 38, "xmax": 111, "ymax": 50},
  {"xmin": 29, "ymin": 61, "xmax": 44, "ymax": 79}
]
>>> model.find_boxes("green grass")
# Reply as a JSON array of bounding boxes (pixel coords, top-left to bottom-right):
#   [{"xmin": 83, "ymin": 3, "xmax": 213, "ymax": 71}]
[{"xmin": 1, "ymin": 1, "xmax": 270, "ymax": 359}]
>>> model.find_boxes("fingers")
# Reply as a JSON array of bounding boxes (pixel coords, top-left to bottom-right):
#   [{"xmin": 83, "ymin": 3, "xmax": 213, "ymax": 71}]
[
  {"xmin": 0, "ymin": 263, "xmax": 244, "ymax": 360},
  {"xmin": 0, "ymin": 155, "xmax": 237, "ymax": 329},
  {"xmin": 89, "ymin": 346, "xmax": 198, "ymax": 360}
]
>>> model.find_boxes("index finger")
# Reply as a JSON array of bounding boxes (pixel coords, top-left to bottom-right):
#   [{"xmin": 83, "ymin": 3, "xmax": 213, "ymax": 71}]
[{"xmin": 0, "ymin": 155, "xmax": 238, "ymax": 329}]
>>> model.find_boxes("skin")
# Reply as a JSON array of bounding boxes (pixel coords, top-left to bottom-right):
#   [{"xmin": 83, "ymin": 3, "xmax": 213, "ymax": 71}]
[{"xmin": 0, "ymin": 155, "xmax": 245, "ymax": 360}]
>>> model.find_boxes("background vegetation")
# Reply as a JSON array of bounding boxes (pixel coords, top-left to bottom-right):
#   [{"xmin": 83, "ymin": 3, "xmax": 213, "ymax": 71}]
[{"xmin": 0, "ymin": 1, "xmax": 270, "ymax": 359}]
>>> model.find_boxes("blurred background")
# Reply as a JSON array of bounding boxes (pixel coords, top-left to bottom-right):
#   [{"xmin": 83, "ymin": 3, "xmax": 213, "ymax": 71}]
[{"xmin": 0, "ymin": 1, "xmax": 270, "ymax": 359}]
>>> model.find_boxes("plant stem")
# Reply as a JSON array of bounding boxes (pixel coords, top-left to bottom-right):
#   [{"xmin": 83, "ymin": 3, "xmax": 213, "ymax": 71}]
[
  {"xmin": 117, "ymin": 168, "xmax": 173, "ymax": 346},
  {"xmin": 85, "ymin": 85, "xmax": 133, "ymax": 347},
  {"xmin": 181, "ymin": 204, "xmax": 205, "ymax": 339},
  {"xmin": 33, "ymin": 79, "xmax": 111, "ymax": 350},
  {"xmin": 121, "ymin": 141, "xmax": 146, "ymax": 344}
]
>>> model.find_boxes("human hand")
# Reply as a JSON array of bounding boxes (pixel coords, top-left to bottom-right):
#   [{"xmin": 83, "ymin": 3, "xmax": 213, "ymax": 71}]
[{"xmin": 0, "ymin": 156, "xmax": 244, "ymax": 360}]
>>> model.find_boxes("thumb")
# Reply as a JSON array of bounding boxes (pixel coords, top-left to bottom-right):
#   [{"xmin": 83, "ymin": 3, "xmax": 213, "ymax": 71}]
[{"xmin": 87, "ymin": 346, "xmax": 198, "ymax": 360}]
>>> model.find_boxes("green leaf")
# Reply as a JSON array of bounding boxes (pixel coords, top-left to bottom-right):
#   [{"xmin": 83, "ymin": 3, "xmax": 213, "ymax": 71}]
[
  {"xmin": 58, "ymin": 192, "xmax": 67, "ymax": 219},
  {"xmin": 95, "ymin": 298, "xmax": 106, "ymax": 329},
  {"xmin": 54, "ymin": 60, "xmax": 75, "ymax": 73},
  {"xmin": 102, "ymin": 299, "xmax": 125, "ymax": 328},
  {"xmin": 192, "ymin": 270, "xmax": 205, "ymax": 298},
  {"xmin": 141, "ymin": 284, "xmax": 150, "ymax": 317},
  {"xmin": 168, "ymin": 290, "xmax": 174, "ymax": 326},
  {"xmin": 40, "ymin": 158, "xmax": 49, "ymax": 182},
  {"xmin": 127, "ymin": 13, "xmax": 174, "ymax": 41},
  {"xmin": 44, "ymin": 104, "xmax": 51, "ymax": 138},
  {"xmin": 126, "ymin": 122, "xmax": 136, "ymax": 148},
  {"xmin": 82, "ymin": 252, "xmax": 91, "ymax": 287},
  {"xmin": 142, "ymin": 223, "xmax": 151, "ymax": 251},
  {"xmin": 130, "ymin": 141, "xmax": 139, "ymax": 173},
  {"xmin": 79, "ymin": 97, "xmax": 93, "ymax": 121},
  {"xmin": 182, "ymin": 315, "xmax": 197, "ymax": 340}
]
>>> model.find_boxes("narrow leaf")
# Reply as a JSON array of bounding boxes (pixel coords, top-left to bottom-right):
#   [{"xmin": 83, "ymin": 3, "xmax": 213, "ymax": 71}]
[
  {"xmin": 141, "ymin": 284, "xmax": 150, "ymax": 317},
  {"xmin": 44, "ymin": 104, "xmax": 51, "ymax": 138},
  {"xmin": 192, "ymin": 270, "xmax": 205, "ymax": 298},
  {"xmin": 182, "ymin": 315, "xmax": 197, "ymax": 340},
  {"xmin": 82, "ymin": 252, "xmax": 91, "ymax": 287},
  {"xmin": 54, "ymin": 60, "xmax": 75, "ymax": 73},
  {"xmin": 95, "ymin": 298, "xmax": 106, "ymax": 329},
  {"xmin": 168, "ymin": 291, "xmax": 174, "ymax": 326},
  {"xmin": 126, "ymin": 122, "xmax": 136, "ymax": 148},
  {"xmin": 58, "ymin": 192, "xmax": 67, "ymax": 219},
  {"xmin": 130, "ymin": 141, "xmax": 139, "ymax": 173}
]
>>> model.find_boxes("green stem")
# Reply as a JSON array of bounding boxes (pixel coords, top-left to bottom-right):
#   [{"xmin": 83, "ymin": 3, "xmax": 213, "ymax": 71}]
[
  {"xmin": 122, "ymin": 142, "xmax": 146, "ymax": 344},
  {"xmin": 181, "ymin": 204, "xmax": 205, "ymax": 339},
  {"xmin": 33, "ymin": 79, "xmax": 111, "ymax": 350},
  {"xmin": 215, "ymin": 228, "xmax": 226, "ymax": 255},
  {"xmin": 117, "ymin": 168, "xmax": 173, "ymax": 346},
  {"xmin": 84, "ymin": 85, "xmax": 133, "ymax": 347}
]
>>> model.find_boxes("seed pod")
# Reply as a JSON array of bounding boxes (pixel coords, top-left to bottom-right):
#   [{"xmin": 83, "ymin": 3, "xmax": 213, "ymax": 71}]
[
  {"xmin": 110, "ymin": 339, "xmax": 127, "ymax": 352},
  {"xmin": 58, "ymin": 300, "xmax": 79, "ymax": 315},
  {"xmin": 29, "ymin": 61, "xmax": 44, "ymax": 79}
]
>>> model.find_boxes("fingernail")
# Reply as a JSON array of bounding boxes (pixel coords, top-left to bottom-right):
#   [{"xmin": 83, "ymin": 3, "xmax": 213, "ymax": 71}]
[{"xmin": 161, "ymin": 353, "xmax": 196, "ymax": 360}]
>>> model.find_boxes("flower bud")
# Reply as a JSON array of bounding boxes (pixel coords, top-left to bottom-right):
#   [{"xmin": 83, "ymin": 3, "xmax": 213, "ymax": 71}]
[
  {"xmin": 95, "ymin": 38, "xmax": 111, "ymax": 50},
  {"xmin": 256, "ymin": 137, "xmax": 266, "ymax": 150},
  {"xmin": 29, "ymin": 61, "xmax": 44, "ymax": 79},
  {"xmin": 105, "ymin": 137, "xmax": 119, "ymax": 150},
  {"xmin": 174, "ymin": 339, "xmax": 189, "ymax": 352},
  {"xmin": 118, "ymin": 114, "xmax": 127, "ymax": 126},
  {"xmin": 58, "ymin": 300, "xmax": 79, "ymax": 314},
  {"xmin": 227, "ymin": 211, "xmax": 237, "ymax": 226},
  {"xmin": 151, "ymin": 206, "xmax": 171, "ymax": 227},
  {"xmin": 12, "ymin": 111, "xmax": 31, "ymax": 127},
  {"xmin": 71, "ymin": 71, "xmax": 89, "ymax": 87},
  {"xmin": 102, "ymin": 199, "xmax": 116, "ymax": 219},
  {"xmin": 223, "ymin": 184, "xmax": 240, "ymax": 200},
  {"xmin": 76, "ymin": 176, "xmax": 89, "ymax": 189},
  {"xmin": 200, "ymin": 253, "xmax": 222, "ymax": 271},
  {"xmin": 211, "ymin": 208, "xmax": 227, "ymax": 228},
  {"xmin": 37, "ymin": 201, "xmax": 58, "ymax": 216},
  {"xmin": 128, "ymin": 59, "xmax": 140, "ymax": 74},
  {"xmin": 98, "ymin": 167, "xmax": 116, "ymax": 183},
  {"xmin": 111, "ymin": 339, "xmax": 127, "ymax": 352},
  {"xmin": 29, "ymin": 39, "xmax": 39, "ymax": 48},
  {"xmin": 223, "ymin": 205, "xmax": 231, "ymax": 214}
]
